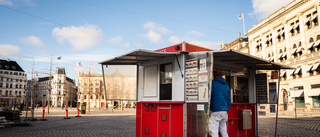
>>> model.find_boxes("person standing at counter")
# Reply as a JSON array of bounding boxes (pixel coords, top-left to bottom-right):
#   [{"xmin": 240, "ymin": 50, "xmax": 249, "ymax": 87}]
[{"xmin": 209, "ymin": 69, "xmax": 231, "ymax": 137}]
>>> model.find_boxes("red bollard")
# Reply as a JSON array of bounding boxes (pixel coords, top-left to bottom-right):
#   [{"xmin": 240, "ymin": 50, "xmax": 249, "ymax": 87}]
[
  {"xmin": 64, "ymin": 104, "xmax": 71, "ymax": 119},
  {"xmin": 75, "ymin": 104, "xmax": 81, "ymax": 117},
  {"xmin": 39, "ymin": 104, "xmax": 47, "ymax": 121}
]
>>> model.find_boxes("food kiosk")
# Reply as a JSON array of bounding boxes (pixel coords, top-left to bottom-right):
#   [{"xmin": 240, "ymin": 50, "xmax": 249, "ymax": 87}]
[{"xmin": 99, "ymin": 42, "xmax": 291, "ymax": 137}]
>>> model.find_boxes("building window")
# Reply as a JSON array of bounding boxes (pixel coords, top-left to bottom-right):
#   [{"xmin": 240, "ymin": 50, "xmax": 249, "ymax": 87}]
[
  {"xmin": 102, "ymin": 95, "xmax": 104, "ymax": 99},
  {"xmin": 84, "ymin": 95, "xmax": 87, "ymax": 99},
  {"xmin": 256, "ymin": 39, "xmax": 262, "ymax": 51},
  {"xmin": 266, "ymin": 33, "xmax": 273, "ymax": 47},
  {"xmin": 9, "ymin": 91, "xmax": 12, "ymax": 95},
  {"xmin": 313, "ymin": 96, "xmax": 320, "ymax": 108},
  {"xmin": 90, "ymin": 95, "xmax": 93, "ymax": 99},
  {"xmin": 90, "ymin": 88, "xmax": 93, "ymax": 92},
  {"xmin": 84, "ymin": 82, "xmax": 87, "ymax": 86},
  {"xmin": 96, "ymin": 95, "xmax": 98, "ymax": 99},
  {"xmin": 292, "ymin": 67, "xmax": 302, "ymax": 78},
  {"xmin": 295, "ymin": 97, "xmax": 305, "ymax": 108},
  {"xmin": 95, "ymin": 88, "xmax": 98, "ymax": 92},
  {"xmin": 0, "ymin": 71, "xmax": 2, "ymax": 74},
  {"xmin": 96, "ymin": 82, "xmax": 99, "ymax": 86},
  {"xmin": 90, "ymin": 82, "xmax": 93, "ymax": 86}
]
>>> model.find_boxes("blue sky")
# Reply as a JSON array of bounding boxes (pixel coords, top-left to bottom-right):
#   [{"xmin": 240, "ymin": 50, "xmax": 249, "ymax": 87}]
[{"xmin": 0, "ymin": 0, "xmax": 292, "ymax": 81}]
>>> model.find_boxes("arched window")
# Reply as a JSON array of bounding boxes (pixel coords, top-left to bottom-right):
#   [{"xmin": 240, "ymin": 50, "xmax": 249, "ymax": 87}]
[
  {"xmin": 96, "ymin": 95, "xmax": 98, "ymax": 99},
  {"xmin": 279, "ymin": 49, "xmax": 283, "ymax": 53},
  {"xmin": 310, "ymin": 37, "xmax": 314, "ymax": 42},
  {"xmin": 293, "ymin": 44, "xmax": 297, "ymax": 49},
  {"xmin": 90, "ymin": 95, "xmax": 93, "ymax": 99},
  {"xmin": 84, "ymin": 95, "xmax": 87, "ymax": 99},
  {"xmin": 102, "ymin": 95, "xmax": 104, "ymax": 99}
]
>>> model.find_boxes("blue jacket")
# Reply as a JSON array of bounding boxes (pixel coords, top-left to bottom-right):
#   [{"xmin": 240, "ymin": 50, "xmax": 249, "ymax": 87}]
[{"xmin": 210, "ymin": 77, "xmax": 231, "ymax": 112}]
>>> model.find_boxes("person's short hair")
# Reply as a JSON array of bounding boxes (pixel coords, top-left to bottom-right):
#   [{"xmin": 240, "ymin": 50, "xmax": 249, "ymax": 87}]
[{"xmin": 214, "ymin": 69, "xmax": 223, "ymax": 77}]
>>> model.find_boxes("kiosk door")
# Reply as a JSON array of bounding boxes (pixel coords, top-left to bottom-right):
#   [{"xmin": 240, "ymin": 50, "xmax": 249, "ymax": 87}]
[{"xmin": 158, "ymin": 106, "xmax": 170, "ymax": 137}]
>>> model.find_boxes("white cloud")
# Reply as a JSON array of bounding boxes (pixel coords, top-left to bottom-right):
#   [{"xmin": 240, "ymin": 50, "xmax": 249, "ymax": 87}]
[
  {"xmin": 141, "ymin": 21, "xmax": 171, "ymax": 44},
  {"xmin": 0, "ymin": 44, "xmax": 20, "ymax": 56},
  {"xmin": 169, "ymin": 36, "xmax": 219, "ymax": 50},
  {"xmin": 140, "ymin": 30, "xmax": 162, "ymax": 44},
  {"xmin": 122, "ymin": 42, "xmax": 131, "ymax": 49},
  {"xmin": 52, "ymin": 24, "xmax": 103, "ymax": 50},
  {"xmin": 108, "ymin": 36, "xmax": 123, "ymax": 44},
  {"xmin": 187, "ymin": 31, "xmax": 204, "ymax": 37},
  {"xmin": 20, "ymin": 36, "xmax": 44, "ymax": 46},
  {"xmin": 250, "ymin": 0, "xmax": 292, "ymax": 20},
  {"xmin": 0, "ymin": 0, "xmax": 13, "ymax": 6},
  {"xmin": 143, "ymin": 21, "xmax": 171, "ymax": 34}
]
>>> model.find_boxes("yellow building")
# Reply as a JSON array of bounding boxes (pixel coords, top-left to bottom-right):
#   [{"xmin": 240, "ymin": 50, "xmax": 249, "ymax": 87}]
[
  {"xmin": 245, "ymin": 0, "xmax": 320, "ymax": 112},
  {"xmin": 221, "ymin": 32, "xmax": 249, "ymax": 54},
  {"xmin": 77, "ymin": 72, "xmax": 136, "ymax": 110}
]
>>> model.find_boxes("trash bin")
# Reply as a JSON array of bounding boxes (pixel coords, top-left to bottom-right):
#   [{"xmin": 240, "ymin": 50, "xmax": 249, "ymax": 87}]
[{"xmin": 81, "ymin": 102, "xmax": 86, "ymax": 114}]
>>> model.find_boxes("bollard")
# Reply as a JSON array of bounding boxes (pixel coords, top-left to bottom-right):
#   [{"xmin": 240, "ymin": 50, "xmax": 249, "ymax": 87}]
[
  {"xmin": 64, "ymin": 104, "xmax": 71, "ymax": 119},
  {"xmin": 304, "ymin": 106, "xmax": 307, "ymax": 116},
  {"xmin": 75, "ymin": 104, "xmax": 81, "ymax": 117},
  {"xmin": 39, "ymin": 104, "xmax": 47, "ymax": 121}
]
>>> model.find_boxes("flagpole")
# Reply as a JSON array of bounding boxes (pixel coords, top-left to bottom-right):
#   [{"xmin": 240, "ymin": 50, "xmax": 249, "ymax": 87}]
[{"xmin": 242, "ymin": 13, "xmax": 246, "ymax": 36}]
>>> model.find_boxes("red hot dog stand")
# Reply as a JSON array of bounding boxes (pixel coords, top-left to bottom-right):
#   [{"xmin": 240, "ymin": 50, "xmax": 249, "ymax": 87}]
[{"xmin": 99, "ymin": 42, "xmax": 291, "ymax": 137}]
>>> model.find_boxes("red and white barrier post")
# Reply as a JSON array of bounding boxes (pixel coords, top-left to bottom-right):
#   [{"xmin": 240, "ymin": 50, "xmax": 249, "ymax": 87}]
[
  {"xmin": 64, "ymin": 104, "xmax": 71, "ymax": 119},
  {"xmin": 75, "ymin": 103, "xmax": 81, "ymax": 117},
  {"xmin": 39, "ymin": 104, "xmax": 47, "ymax": 121}
]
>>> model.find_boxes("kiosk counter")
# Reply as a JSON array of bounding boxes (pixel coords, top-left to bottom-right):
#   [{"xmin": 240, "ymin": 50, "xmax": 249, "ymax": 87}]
[{"xmin": 99, "ymin": 42, "xmax": 292, "ymax": 137}]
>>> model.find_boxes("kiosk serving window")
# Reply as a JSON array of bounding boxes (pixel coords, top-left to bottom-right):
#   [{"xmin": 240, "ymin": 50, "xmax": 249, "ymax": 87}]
[{"xmin": 160, "ymin": 63, "xmax": 172, "ymax": 100}]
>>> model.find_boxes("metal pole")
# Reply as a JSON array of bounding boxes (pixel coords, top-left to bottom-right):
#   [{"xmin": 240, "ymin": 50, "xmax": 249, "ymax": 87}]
[
  {"xmin": 48, "ymin": 59, "xmax": 52, "ymax": 114},
  {"xmin": 294, "ymin": 88, "xmax": 297, "ymax": 119},
  {"xmin": 275, "ymin": 69, "xmax": 281, "ymax": 137},
  {"xmin": 242, "ymin": 15, "xmax": 246, "ymax": 36},
  {"xmin": 101, "ymin": 64, "xmax": 108, "ymax": 109}
]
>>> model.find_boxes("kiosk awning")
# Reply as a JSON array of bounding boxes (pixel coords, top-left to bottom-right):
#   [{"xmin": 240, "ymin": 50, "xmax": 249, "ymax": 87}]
[
  {"xmin": 210, "ymin": 50, "xmax": 292, "ymax": 70},
  {"xmin": 100, "ymin": 49, "xmax": 293, "ymax": 70},
  {"xmin": 99, "ymin": 49, "xmax": 178, "ymax": 65}
]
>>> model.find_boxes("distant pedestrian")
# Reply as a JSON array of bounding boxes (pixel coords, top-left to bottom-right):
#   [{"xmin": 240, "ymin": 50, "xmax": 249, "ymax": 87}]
[{"xmin": 208, "ymin": 69, "xmax": 231, "ymax": 137}]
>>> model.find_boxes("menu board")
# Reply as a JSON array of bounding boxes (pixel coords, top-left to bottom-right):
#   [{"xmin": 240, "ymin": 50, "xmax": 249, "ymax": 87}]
[
  {"xmin": 185, "ymin": 58, "xmax": 199, "ymax": 101},
  {"xmin": 256, "ymin": 73, "xmax": 268, "ymax": 104}
]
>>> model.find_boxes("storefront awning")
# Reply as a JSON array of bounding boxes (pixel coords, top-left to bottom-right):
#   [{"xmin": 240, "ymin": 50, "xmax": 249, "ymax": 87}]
[
  {"xmin": 308, "ymin": 89, "xmax": 320, "ymax": 96},
  {"xmin": 280, "ymin": 71, "xmax": 286, "ymax": 77},
  {"xmin": 306, "ymin": 65, "xmax": 313, "ymax": 72},
  {"xmin": 308, "ymin": 42, "xmax": 315, "ymax": 49},
  {"xmin": 312, "ymin": 63, "xmax": 320, "ymax": 71},
  {"xmin": 294, "ymin": 67, "xmax": 302, "ymax": 74},
  {"xmin": 292, "ymin": 90, "xmax": 304, "ymax": 97}
]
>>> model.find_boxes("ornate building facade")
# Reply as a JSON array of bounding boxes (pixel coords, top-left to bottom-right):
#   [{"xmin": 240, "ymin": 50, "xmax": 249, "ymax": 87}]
[
  {"xmin": 0, "ymin": 59, "xmax": 27, "ymax": 108},
  {"xmin": 245, "ymin": 0, "xmax": 320, "ymax": 112},
  {"xmin": 33, "ymin": 68, "xmax": 76, "ymax": 107}
]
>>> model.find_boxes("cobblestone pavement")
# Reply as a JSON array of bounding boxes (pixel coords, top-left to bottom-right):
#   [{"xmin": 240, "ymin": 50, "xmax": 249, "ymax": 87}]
[
  {"xmin": 259, "ymin": 117, "xmax": 320, "ymax": 137},
  {"xmin": 2, "ymin": 107, "xmax": 320, "ymax": 137},
  {"xmin": 0, "ymin": 108, "xmax": 136, "ymax": 137}
]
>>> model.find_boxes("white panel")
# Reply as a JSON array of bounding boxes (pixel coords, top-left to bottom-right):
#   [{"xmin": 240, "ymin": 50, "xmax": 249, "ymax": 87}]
[
  {"xmin": 172, "ymin": 54, "xmax": 185, "ymax": 101},
  {"xmin": 143, "ymin": 65, "xmax": 158, "ymax": 97}
]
